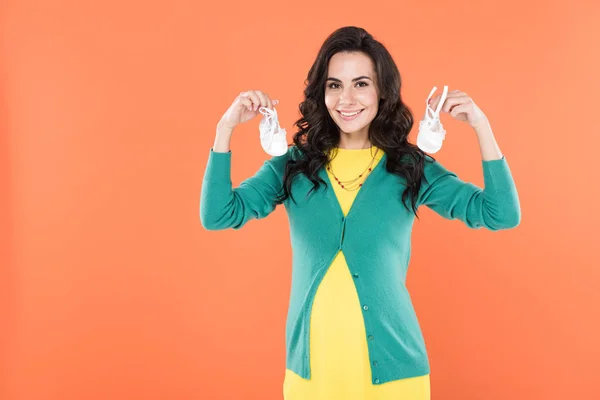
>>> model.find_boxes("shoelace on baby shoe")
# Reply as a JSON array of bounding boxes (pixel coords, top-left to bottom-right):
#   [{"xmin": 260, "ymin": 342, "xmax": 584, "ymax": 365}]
[
  {"xmin": 417, "ymin": 85, "xmax": 449, "ymax": 154},
  {"xmin": 258, "ymin": 106, "xmax": 288, "ymax": 157}
]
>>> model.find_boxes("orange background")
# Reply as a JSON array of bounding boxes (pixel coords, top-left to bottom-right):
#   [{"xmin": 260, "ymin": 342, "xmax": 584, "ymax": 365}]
[{"xmin": 2, "ymin": 1, "xmax": 599, "ymax": 399}]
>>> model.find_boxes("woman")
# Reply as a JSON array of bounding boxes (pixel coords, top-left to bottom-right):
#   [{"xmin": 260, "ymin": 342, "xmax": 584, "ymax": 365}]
[{"xmin": 201, "ymin": 26, "xmax": 520, "ymax": 400}]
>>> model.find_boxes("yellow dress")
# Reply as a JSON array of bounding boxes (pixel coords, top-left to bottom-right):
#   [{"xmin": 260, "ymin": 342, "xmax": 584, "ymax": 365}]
[{"xmin": 283, "ymin": 145, "xmax": 431, "ymax": 400}]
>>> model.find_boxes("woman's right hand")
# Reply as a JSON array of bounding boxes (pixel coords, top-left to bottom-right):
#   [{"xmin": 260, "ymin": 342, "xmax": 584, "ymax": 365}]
[{"xmin": 218, "ymin": 90, "xmax": 279, "ymax": 131}]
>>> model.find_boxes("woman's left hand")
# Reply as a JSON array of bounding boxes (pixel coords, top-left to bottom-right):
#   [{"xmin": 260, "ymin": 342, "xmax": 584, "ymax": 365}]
[{"xmin": 429, "ymin": 89, "xmax": 488, "ymax": 129}]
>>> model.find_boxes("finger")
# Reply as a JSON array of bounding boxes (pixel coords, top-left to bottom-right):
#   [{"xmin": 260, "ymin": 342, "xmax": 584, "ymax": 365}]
[
  {"xmin": 445, "ymin": 92, "xmax": 468, "ymax": 101},
  {"xmin": 239, "ymin": 93, "xmax": 253, "ymax": 111},
  {"xmin": 252, "ymin": 92, "xmax": 264, "ymax": 111},
  {"xmin": 443, "ymin": 92, "xmax": 468, "ymax": 103},
  {"xmin": 441, "ymin": 97, "xmax": 457, "ymax": 113},
  {"xmin": 430, "ymin": 92, "xmax": 461, "ymax": 110},
  {"xmin": 239, "ymin": 92, "xmax": 250, "ymax": 103},
  {"xmin": 256, "ymin": 91, "xmax": 268, "ymax": 110},
  {"xmin": 450, "ymin": 103, "xmax": 469, "ymax": 118},
  {"xmin": 245, "ymin": 91, "xmax": 261, "ymax": 111},
  {"xmin": 273, "ymin": 99, "xmax": 279, "ymax": 106},
  {"xmin": 239, "ymin": 97, "xmax": 254, "ymax": 112},
  {"xmin": 265, "ymin": 94, "xmax": 273, "ymax": 110},
  {"xmin": 428, "ymin": 95, "xmax": 439, "ymax": 109},
  {"xmin": 442, "ymin": 96, "xmax": 469, "ymax": 113}
]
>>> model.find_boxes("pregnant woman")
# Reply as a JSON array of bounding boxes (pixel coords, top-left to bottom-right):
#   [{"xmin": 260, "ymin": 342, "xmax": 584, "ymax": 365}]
[{"xmin": 200, "ymin": 25, "xmax": 521, "ymax": 400}]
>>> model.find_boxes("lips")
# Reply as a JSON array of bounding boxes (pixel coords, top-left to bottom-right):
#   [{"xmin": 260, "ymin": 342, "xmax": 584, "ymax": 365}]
[{"xmin": 337, "ymin": 109, "xmax": 364, "ymax": 121}]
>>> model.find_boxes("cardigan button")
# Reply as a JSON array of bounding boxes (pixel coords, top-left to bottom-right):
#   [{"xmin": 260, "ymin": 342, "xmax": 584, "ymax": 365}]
[
  {"xmin": 363, "ymin": 305, "xmax": 369, "ymax": 311},
  {"xmin": 368, "ymin": 335, "xmax": 374, "ymax": 340},
  {"xmin": 373, "ymin": 361, "xmax": 378, "ymax": 366},
  {"xmin": 352, "ymin": 273, "xmax": 359, "ymax": 278},
  {"xmin": 374, "ymin": 379, "xmax": 380, "ymax": 384}
]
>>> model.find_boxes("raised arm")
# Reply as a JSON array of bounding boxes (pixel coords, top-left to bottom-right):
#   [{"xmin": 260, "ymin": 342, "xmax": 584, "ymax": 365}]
[
  {"xmin": 200, "ymin": 146, "xmax": 292, "ymax": 230},
  {"xmin": 417, "ymin": 155, "xmax": 521, "ymax": 230},
  {"xmin": 200, "ymin": 89, "xmax": 288, "ymax": 230}
]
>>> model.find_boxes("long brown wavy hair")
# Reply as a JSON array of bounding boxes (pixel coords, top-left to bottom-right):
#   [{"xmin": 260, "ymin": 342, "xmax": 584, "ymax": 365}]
[{"xmin": 275, "ymin": 26, "xmax": 435, "ymax": 218}]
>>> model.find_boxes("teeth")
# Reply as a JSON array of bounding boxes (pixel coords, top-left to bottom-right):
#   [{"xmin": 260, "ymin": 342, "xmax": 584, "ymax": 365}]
[{"xmin": 340, "ymin": 110, "xmax": 361, "ymax": 116}]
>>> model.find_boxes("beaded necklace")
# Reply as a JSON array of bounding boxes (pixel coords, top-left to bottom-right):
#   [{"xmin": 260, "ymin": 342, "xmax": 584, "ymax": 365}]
[{"xmin": 326, "ymin": 146, "xmax": 380, "ymax": 192}]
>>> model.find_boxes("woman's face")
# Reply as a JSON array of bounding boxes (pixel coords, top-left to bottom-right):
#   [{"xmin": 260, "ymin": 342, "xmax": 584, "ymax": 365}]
[{"xmin": 324, "ymin": 51, "xmax": 380, "ymax": 138}]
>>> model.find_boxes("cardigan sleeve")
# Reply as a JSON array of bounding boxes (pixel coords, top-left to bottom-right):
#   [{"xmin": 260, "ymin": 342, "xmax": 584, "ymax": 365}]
[
  {"xmin": 200, "ymin": 146, "xmax": 293, "ymax": 230},
  {"xmin": 417, "ymin": 155, "xmax": 521, "ymax": 230}
]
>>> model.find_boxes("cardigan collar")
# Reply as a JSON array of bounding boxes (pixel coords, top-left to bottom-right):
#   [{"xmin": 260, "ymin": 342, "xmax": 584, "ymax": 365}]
[{"xmin": 317, "ymin": 151, "xmax": 388, "ymax": 220}]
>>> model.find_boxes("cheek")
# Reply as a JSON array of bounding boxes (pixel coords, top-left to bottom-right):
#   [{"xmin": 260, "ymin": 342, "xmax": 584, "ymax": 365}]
[
  {"xmin": 324, "ymin": 94, "xmax": 335, "ymax": 110},
  {"xmin": 366, "ymin": 91, "xmax": 379, "ymax": 106}
]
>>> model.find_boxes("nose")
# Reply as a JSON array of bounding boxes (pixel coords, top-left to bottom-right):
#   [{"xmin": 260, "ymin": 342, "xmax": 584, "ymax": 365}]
[{"xmin": 338, "ymin": 87, "xmax": 357, "ymax": 105}]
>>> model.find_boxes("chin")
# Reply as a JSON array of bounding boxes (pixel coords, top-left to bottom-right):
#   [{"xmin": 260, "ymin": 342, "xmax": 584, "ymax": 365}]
[
  {"xmin": 339, "ymin": 125, "xmax": 368, "ymax": 134},
  {"xmin": 336, "ymin": 118, "xmax": 374, "ymax": 133}
]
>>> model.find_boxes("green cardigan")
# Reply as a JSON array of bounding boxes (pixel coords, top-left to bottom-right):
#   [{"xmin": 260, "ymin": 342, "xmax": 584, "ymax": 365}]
[{"xmin": 200, "ymin": 146, "xmax": 521, "ymax": 384}]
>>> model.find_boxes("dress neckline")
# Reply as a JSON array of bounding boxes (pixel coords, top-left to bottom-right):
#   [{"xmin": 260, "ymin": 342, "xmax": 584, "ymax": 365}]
[
  {"xmin": 328, "ymin": 145, "xmax": 382, "ymax": 159},
  {"xmin": 334, "ymin": 145, "xmax": 377, "ymax": 151},
  {"xmin": 319, "ymin": 151, "xmax": 387, "ymax": 220}
]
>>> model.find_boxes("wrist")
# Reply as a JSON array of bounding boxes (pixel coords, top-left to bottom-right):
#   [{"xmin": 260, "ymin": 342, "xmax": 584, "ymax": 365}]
[
  {"xmin": 216, "ymin": 122, "xmax": 234, "ymax": 137},
  {"xmin": 471, "ymin": 117, "xmax": 490, "ymax": 134}
]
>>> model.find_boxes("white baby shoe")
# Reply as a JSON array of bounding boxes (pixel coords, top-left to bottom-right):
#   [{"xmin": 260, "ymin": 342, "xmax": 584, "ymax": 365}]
[
  {"xmin": 258, "ymin": 106, "xmax": 288, "ymax": 157},
  {"xmin": 417, "ymin": 85, "xmax": 449, "ymax": 154}
]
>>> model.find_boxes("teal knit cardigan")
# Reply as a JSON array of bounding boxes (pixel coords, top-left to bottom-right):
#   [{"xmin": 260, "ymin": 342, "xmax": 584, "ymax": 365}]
[{"xmin": 200, "ymin": 146, "xmax": 521, "ymax": 384}]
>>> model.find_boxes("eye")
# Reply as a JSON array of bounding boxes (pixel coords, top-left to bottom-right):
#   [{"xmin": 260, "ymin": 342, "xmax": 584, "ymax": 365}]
[{"xmin": 327, "ymin": 81, "xmax": 369, "ymax": 89}]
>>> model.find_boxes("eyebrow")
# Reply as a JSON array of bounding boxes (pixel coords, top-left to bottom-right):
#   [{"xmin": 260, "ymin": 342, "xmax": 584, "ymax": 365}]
[{"xmin": 326, "ymin": 76, "xmax": 372, "ymax": 82}]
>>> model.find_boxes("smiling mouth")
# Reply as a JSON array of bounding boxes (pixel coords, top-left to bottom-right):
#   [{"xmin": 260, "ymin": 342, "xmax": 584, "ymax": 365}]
[{"xmin": 337, "ymin": 109, "xmax": 365, "ymax": 120}]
